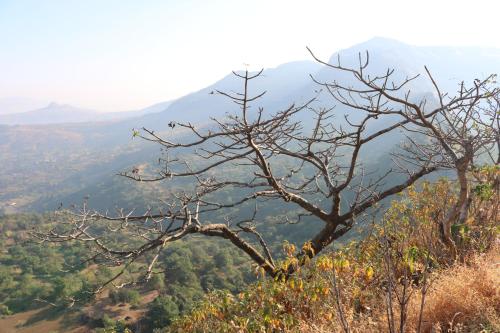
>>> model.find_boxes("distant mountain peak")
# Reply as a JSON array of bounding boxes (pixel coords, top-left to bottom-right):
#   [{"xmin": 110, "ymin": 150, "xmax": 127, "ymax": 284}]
[
  {"xmin": 0, "ymin": 99, "xmax": 175, "ymax": 125},
  {"xmin": 0, "ymin": 97, "xmax": 49, "ymax": 115},
  {"xmin": 47, "ymin": 102, "xmax": 61, "ymax": 108}
]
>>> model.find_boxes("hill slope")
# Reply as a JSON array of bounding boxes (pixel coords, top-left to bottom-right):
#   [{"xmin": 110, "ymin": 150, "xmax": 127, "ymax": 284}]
[{"xmin": 1, "ymin": 38, "xmax": 499, "ymax": 213}]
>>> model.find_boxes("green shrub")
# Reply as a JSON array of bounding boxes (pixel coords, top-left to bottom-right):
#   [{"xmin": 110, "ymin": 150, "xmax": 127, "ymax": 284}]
[{"xmin": 109, "ymin": 289, "xmax": 140, "ymax": 306}]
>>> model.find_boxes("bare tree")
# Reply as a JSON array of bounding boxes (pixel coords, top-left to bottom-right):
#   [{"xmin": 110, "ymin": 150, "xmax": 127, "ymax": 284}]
[
  {"xmin": 307, "ymin": 49, "xmax": 499, "ymax": 259},
  {"xmin": 32, "ymin": 51, "xmax": 498, "ymax": 292}
]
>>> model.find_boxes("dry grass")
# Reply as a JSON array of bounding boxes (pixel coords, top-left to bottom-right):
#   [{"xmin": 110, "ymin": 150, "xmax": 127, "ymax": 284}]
[
  {"xmin": 0, "ymin": 289, "xmax": 160, "ymax": 333},
  {"xmin": 297, "ymin": 245, "xmax": 500, "ymax": 333},
  {"xmin": 170, "ymin": 177, "xmax": 500, "ymax": 333},
  {"xmin": 406, "ymin": 245, "xmax": 500, "ymax": 333},
  {"xmin": 0, "ymin": 307, "xmax": 76, "ymax": 333}
]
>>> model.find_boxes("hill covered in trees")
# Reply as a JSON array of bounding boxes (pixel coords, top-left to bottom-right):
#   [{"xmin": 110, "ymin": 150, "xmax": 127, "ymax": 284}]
[
  {"xmin": 1, "ymin": 168, "xmax": 497, "ymax": 332},
  {"xmin": 0, "ymin": 213, "xmax": 256, "ymax": 331}
]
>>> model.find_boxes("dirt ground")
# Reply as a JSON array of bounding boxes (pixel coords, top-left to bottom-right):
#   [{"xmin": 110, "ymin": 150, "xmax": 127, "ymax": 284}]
[{"xmin": 0, "ymin": 290, "xmax": 158, "ymax": 333}]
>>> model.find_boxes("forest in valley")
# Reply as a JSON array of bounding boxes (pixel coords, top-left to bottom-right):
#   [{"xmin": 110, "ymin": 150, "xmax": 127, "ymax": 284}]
[
  {"xmin": 0, "ymin": 213, "xmax": 256, "ymax": 331},
  {"xmin": 1, "ymin": 169, "xmax": 498, "ymax": 332}
]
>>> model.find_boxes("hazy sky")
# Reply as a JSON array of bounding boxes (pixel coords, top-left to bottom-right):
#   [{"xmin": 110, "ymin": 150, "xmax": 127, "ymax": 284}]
[{"xmin": 1, "ymin": 0, "xmax": 499, "ymax": 111}]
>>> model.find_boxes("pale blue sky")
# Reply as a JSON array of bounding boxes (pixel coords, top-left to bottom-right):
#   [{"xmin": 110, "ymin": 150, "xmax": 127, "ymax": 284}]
[{"xmin": 0, "ymin": 0, "xmax": 499, "ymax": 111}]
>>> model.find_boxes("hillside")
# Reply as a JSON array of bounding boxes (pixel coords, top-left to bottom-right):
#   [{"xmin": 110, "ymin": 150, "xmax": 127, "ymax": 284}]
[
  {"xmin": 1, "ymin": 170, "xmax": 497, "ymax": 332},
  {"xmin": 1, "ymin": 38, "xmax": 499, "ymax": 215},
  {"xmin": 3, "ymin": 0, "xmax": 500, "ymax": 329},
  {"xmin": 0, "ymin": 37, "xmax": 499, "ymax": 332},
  {"xmin": 0, "ymin": 212, "xmax": 255, "ymax": 332},
  {"xmin": 168, "ymin": 175, "xmax": 500, "ymax": 332}
]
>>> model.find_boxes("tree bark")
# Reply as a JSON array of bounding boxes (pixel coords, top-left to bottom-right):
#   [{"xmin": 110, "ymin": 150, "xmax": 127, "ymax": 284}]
[{"xmin": 441, "ymin": 157, "xmax": 470, "ymax": 260}]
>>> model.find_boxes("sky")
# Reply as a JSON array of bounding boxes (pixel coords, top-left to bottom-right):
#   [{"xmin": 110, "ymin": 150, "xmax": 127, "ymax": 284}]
[{"xmin": 0, "ymin": 0, "xmax": 499, "ymax": 112}]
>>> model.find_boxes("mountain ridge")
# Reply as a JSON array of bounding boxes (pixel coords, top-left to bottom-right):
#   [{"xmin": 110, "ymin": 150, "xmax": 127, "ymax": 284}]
[
  {"xmin": 1, "ymin": 37, "xmax": 499, "ymax": 213},
  {"xmin": 0, "ymin": 100, "xmax": 173, "ymax": 125}
]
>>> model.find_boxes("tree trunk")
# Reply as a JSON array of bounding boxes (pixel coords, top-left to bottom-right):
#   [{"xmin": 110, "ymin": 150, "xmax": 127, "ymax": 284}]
[
  {"xmin": 441, "ymin": 158, "xmax": 470, "ymax": 260},
  {"xmin": 281, "ymin": 221, "xmax": 350, "ymax": 277}
]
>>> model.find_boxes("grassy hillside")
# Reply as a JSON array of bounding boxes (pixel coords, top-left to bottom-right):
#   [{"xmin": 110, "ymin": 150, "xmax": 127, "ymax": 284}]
[{"xmin": 168, "ymin": 171, "xmax": 499, "ymax": 333}]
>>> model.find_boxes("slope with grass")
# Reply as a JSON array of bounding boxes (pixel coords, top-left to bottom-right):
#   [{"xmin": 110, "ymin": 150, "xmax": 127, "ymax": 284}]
[{"xmin": 168, "ymin": 169, "xmax": 499, "ymax": 333}]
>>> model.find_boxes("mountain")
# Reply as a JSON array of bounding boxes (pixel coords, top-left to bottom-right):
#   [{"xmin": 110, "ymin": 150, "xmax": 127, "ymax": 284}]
[
  {"xmin": 112, "ymin": 100, "xmax": 174, "ymax": 119},
  {"xmin": 0, "ymin": 97, "xmax": 49, "ymax": 115},
  {"xmin": 325, "ymin": 37, "xmax": 500, "ymax": 95},
  {"xmin": 1, "ymin": 38, "xmax": 499, "ymax": 214},
  {"xmin": 125, "ymin": 60, "xmax": 323, "ymax": 129},
  {"xmin": 0, "ymin": 100, "xmax": 173, "ymax": 125},
  {"xmin": 0, "ymin": 102, "xmax": 103, "ymax": 125}
]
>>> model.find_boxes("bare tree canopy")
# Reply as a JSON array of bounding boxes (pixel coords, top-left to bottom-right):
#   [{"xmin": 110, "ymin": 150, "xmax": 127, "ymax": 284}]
[
  {"xmin": 307, "ymin": 48, "xmax": 499, "ymax": 257},
  {"xmin": 32, "ymin": 50, "xmax": 499, "ymax": 291}
]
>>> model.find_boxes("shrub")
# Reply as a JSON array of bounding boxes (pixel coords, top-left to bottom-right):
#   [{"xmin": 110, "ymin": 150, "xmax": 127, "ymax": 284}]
[
  {"xmin": 109, "ymin": 289, "xmax": 141, "ymax": 306},
  {"xmin": 147, "ymin": 295, "xmax": 180, "ymax": 330}
]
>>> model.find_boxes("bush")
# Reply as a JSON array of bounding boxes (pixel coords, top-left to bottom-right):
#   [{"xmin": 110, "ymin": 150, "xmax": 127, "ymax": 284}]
[
  {"xmin": 0, "ymin": 304, "xmax": 12, "ymax": 316},
  {"xmin": 109, "ymin": 289, "xmax": 140, "ymax": 306},
  {"xmin": 147, "ymin": 296, "xmax": 180, "ymax": 329},
  {"xmin": 95, "ymin": 314, "xmax": 131, "ymax": 333}
]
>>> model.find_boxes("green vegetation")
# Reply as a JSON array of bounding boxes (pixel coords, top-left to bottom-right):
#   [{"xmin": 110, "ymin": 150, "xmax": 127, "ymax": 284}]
[
  {"xmin": 147, "ymin": 296, "xmax": 179, "ymax": 329},
  {"xmin": 95, "ymin": 314, "xmax": 132, "ymax": 333},
  {"xmin": 109, "ymin": 289, "xmax": 141, "ymax": 306},
  {"xmin": 0, "ymin": 214, "xmax": 84, "ymax": 313},
  {"xmin": 0, "ymin": 212, "xmax": 255, "ymax": 331},
  {"xmin": 1, "ymin": 166, "xmax": 497, "ymax": 332}
]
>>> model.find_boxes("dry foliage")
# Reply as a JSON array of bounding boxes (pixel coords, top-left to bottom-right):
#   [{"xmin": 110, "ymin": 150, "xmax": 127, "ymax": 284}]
[
  {"xmin": 406, "ymin": 247, "xmax": 500, "ymax": 332},
  {"xmin": 168, "ymin": 171, "xmax": 499, "ymax": 333}
]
